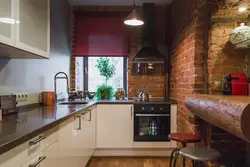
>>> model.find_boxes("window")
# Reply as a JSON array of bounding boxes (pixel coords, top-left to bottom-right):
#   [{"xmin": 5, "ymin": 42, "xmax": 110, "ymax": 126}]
[{"xmin": 83, "ymin": 57, "xmax": 127, "ymax": 92}]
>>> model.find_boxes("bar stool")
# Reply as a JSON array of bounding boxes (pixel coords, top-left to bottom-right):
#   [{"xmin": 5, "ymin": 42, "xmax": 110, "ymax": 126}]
[
  {"xmin": 169, "ymin": 133, "xmax": 201, "ymax": 167},
  {"xmin": 179, "ymin": 147, "xmax": 221, "ymax": 167}
]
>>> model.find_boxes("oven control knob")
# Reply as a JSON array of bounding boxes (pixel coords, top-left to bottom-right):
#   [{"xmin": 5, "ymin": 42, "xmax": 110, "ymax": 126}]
[
  {"xmin": 141, "ymin": 107, "xmax": 144, "ymax": 111},
  {"xmin": 151, "ymin": 107, "xmax": 154, "ymax": 111},
  {"xmin": 160, "ymin": 107, "xmax": 163, "ymax": 111}
]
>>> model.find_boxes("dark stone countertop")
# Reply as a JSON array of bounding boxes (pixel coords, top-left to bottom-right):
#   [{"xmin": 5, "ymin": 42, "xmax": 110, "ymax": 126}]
[{"xmin": 0, "ymin": 99, "xmax": 176, "ymax": 155}]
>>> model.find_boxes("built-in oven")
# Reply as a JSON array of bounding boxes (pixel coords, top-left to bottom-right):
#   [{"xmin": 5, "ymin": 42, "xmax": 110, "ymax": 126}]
[{"xmin": 134, "ymin": 104, "xmax": 171, "ymax": 142}]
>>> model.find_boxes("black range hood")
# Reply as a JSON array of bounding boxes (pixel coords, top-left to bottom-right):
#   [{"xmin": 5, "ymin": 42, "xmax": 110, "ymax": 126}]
[{"xmin": 133, "ymin": 3, "xmax": 165, "ymax": 64}]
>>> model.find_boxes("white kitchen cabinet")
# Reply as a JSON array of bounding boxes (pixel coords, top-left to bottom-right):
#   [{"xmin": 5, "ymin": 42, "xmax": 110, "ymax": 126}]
[
  {"xmin": 40, "ymin": 141, "xmax": 58, "ymax": 167},
  {"xmin": 86, "ymin": 107, "xmax": 96, "ymax": 157},
  {"xmin": 27, "ymin": 126, "xmax": 58, "ymax": 160},
  {"xmin": 0, "ymin": 142, "xmax": 28, "ymax": 167},
  {"xmin": 0, "ymin": 0, "xmax": 16, "ymax": 46},
  {"xmin": 96, "ymin": 105, "xmax": 133, "ymax": 148},
  {"xmin": 58, "ymin": 116, "xmax": 81, "ymax": 167},
  {"xmin": 0, "ymin": 0, "xmax": 50, "ymax": 58},
  {"xmin": 16, "ymin": 0, "xmax": 50, "ymax": 58},
  {"xmin": 0, "ymin": 126, "xmax": 58, "ymax": 167},
  {"xmin": 21, "ymin": 141, "xmax": 58, "ymax": 167},
  {"xmin": 79, "ymin": 107, "xmax": 96, "ymax": 167},
  {"xmin": 58, "ymin": 108, "xmax": 96, "ymax": 167}
]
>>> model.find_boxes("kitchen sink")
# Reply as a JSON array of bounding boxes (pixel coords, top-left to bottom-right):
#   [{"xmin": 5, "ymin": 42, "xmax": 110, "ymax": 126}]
[{"xmin": 59, "ymin": 101, "xmax": 88, "ymax": 105}]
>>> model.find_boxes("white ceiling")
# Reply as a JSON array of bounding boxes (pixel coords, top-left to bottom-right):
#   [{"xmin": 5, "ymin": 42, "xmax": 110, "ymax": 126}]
[{"xmin": 69, "ymin": 0, "xmax": 172, "ymax": 6}]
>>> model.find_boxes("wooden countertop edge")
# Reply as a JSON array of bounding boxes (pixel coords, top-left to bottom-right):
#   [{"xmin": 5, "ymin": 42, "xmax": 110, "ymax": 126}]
[{"xmin": 185, "ymin": 95, "xmax": 250, "ymax": 142}]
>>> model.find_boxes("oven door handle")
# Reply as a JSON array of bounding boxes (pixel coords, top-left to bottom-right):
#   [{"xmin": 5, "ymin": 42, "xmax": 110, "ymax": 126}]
[{"xmin": 135, "ymin": 114, "xmax": 170, "ymax": 117}]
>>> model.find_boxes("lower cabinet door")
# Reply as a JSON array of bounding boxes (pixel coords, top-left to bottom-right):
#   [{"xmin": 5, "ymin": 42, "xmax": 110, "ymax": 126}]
[
  {"xmin": 96, "ymin": 105, "xmax": 133, "ymax": 148},
  {"xmin": 77, "ymin": 107, "xmax": 96, "ymax": 167},
  {"xmin": 89, "ymin": 107, "xmax": 96, "ymax": 156},
  {"xmin": 0, "ymin": 142, "xmax": 28, "ymax": 167},
  {"xmin": 21, "ymin": 141, "xmax": 58, "ymax": 167},
  {"xmin": 58, "ymin": 117, "xmax": 81, "ymax": 167},
  {"xmin": 78, "ymin": 110, "xmax": 92, "ymax": 167}
]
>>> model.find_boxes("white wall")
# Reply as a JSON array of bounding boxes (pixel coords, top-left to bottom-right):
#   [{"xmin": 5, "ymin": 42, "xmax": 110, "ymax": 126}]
[{"xmin": 0, "ymin": 0, "xmax": 71, "ymax": 105}]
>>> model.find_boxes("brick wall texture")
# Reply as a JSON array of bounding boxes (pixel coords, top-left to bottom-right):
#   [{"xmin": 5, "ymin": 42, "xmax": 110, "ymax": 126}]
[
  {"xmin": 70, "ymin": 8, "xmax": 76, "ymax": 91},
  {"xmin": 170, "ymin": 0, "xmax": 250, "ymax": 166}
]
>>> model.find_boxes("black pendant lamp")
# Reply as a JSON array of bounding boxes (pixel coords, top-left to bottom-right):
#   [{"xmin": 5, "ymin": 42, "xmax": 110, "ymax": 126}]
[{"xmin": 124, "ymin": 0, "xmax": 144, "ymax": 26}]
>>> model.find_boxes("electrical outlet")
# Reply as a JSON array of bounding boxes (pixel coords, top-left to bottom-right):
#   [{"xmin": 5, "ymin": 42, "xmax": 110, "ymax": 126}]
[
  {"xmin": 12, "ymin": 92, "xmax": 28, "ymax": 102},
  {"xmin": 17, "ymin": 93, "xmax": 22, "ymax": 102},
  {"xmin": 22, "ymin": 93, "xmax": 26, "ymax": 101},
  {"xmin": 24, "ymin": 92, "xmax": 28, "ymax": 101}
]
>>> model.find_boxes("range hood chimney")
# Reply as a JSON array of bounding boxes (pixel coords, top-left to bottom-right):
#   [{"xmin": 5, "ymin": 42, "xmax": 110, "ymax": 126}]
[{"xmin": 133, "ymin": 3, "xmax": 165, "ymax": 64}]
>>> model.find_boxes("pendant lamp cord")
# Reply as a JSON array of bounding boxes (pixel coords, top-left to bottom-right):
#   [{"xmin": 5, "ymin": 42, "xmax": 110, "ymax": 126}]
[{"xmin": 133, "ymin": 0, "xmax": 136, "ymax": 8}]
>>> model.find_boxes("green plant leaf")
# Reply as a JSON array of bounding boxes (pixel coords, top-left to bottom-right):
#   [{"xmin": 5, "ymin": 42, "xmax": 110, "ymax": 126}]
[
  {"xmin": 95, "ymin": 57, "xmax": 116, "ymax": 84},
  {"xmin": 94, "ymin": 84, "xmax": 115, "ymax": 100}
]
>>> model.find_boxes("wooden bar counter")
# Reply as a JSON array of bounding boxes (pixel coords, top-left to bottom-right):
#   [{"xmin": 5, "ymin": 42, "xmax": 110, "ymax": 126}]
[{"xmin": 185, "ymin": 95, "xmax": 250, "ymax": 142}]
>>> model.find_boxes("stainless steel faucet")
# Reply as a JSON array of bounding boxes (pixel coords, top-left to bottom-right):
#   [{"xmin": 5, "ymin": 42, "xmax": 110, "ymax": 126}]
[{"xmin": 54, "ymin": 72, "xmax": 69, "ymax": 101}]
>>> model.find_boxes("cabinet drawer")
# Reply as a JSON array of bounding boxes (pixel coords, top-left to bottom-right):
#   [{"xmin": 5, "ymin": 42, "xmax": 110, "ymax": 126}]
[
  {"xmin": 22, "ymin": 141, "xmax": 58, "ymax": 167},
  {"xmin": 0, "ymin": 142, "xmax": 28, "ymax": 167},
  {"xmin": 21, "ymin": 153, "xmax": 43, "ymax": 167},
  {"xmin": 28, "ymin": 126, "xmax": 58, "ymax": 160},
  {"xmin": 0, "ymin": 126, "xmax": 58, "ymax": 167}
]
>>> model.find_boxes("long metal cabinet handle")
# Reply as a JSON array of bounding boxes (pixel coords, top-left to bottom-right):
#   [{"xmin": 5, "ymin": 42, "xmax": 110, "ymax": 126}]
[
  {"xmin": 131, "ymin": 106, "xmax": 133, "ymax": 120},
  {"xmin": 88, "ymin": 110, "xmax": 92, "ymax": 121},
  {"xmin": 75, "ymin": 115, "xmax": 81, "ymax": 130},
  {"xmin": 135, "ymin": 114, "xmax": 170, "ymax": 117},
  {"xmin": 82, "ymin": 110, "xmax": 92, "ymax": 121},
  {"xmin": 29, "ymin": 136, "xmax": 46, "ymax": 146},
  {"xmin": 29, "ymin": 156, "xmax": 46, "ymax": 167}
]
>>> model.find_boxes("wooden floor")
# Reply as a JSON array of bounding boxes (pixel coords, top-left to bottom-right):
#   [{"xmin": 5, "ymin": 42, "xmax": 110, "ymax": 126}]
[{"xmin": 87, "ymin": 157, "xmax": 170, "ymax": 167}]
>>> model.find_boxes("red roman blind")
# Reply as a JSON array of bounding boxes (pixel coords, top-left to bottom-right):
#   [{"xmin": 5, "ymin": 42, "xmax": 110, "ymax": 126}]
[{"xmin": 75, "ymin": 13, "xmax": 128, "ymax": 57}]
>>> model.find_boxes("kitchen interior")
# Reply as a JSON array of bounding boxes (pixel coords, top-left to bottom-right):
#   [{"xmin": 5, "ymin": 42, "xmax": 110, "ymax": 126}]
[{"xmin": 0, "ymin": 0, "xmax": 250, "ymax": 167}]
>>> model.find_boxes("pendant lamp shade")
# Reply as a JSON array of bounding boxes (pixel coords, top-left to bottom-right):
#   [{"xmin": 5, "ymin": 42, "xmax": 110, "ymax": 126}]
[{"xmin": 124, "ymin": 1, "xmax": 144, "ymax": 26}]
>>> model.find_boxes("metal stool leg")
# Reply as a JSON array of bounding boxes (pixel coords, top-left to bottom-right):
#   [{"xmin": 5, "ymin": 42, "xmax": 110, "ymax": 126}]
[
  {"xmin": 182, "ymin": 157, "xmax": 186, "ymax": 167},
  {"xmin": 181, "ymin": 143, "xmax": 187, "ymax": 167},
  {"xmin": 173, "ymin": 151, "xmax": 180, "ymax": 167},
  {"xmin": 170, "ymin": 149, "xmax": 179, "ymax": 167},
  {"xmin": 192, "ymin": 160, "xmax": 195, "ymax": 167}
]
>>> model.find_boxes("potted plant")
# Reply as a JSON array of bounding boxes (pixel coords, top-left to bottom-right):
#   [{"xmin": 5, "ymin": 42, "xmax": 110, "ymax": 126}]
[{"xmin": 95, "ymin": 58, "xmax": 115, "ymax": 99}]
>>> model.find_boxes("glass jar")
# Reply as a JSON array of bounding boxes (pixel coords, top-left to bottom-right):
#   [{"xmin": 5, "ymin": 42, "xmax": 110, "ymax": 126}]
[{"xmin": 115, "ymin": 88, "xmax": 125, "ymax": 100}]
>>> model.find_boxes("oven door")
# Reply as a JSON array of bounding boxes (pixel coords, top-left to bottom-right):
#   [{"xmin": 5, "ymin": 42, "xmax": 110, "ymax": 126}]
[{"xmin": 134, "ymin": 112, "xmax": 170, "ymax": 142}]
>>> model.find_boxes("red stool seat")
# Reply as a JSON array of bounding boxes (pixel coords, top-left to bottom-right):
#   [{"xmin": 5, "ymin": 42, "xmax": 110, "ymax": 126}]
[{"xmin": 169, "ymin": 133, "xmax": 201, "ymax": 144}]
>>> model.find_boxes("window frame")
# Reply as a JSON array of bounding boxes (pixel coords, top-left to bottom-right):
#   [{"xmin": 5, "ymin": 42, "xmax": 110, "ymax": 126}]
[{"xmin": 83, "ymin": 57, "xmax": 128, "ymax": 93}]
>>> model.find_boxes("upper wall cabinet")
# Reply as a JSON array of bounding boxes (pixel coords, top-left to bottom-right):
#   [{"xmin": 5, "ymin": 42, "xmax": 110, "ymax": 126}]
[
  {"xmin": 0, "ymin": 0, "xmax": 16, "ymax": 46},
  {"xmin": 0, "ymin": 0, "xmax": 50, "ymax": 59},
  {"xmin": 16, "ymin": 0, "xmax": 50, "ymax": 58}
]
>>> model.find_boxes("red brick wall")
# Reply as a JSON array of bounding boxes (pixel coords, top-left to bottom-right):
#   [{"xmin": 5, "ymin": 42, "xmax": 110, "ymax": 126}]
[
  {"xmin": 170, "ymin": 1, "xmax": 208, "ymax": 165},
  {"xmin": 170, "ymin": 0, "xmax": 205, "ymax": 135},
  {"xmin": 70, "ymin": 7, "xmax": 76, "ymax": 91},
  {"xmin": 207, "ymin": 2, "xmax": 249, "ymax": 166},
  {"xmin": 208, "ymin": 2, "xmax": 250, "ymax": 94},
  {"xmin": 170, "ymin": 0, "xmax": 249, "ymax": 166},
  {"xmin": 71, "ymin": 6, "xmax": 167, "ymax": 98}
]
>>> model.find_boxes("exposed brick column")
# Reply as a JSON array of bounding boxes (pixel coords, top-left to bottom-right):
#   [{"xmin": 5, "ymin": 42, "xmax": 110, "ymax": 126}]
[
  {"xmin": 170, "ymin": 0, "xmax": 215, "ymax": 166},
  {"xmin": 170, "ymin": 0, "xmax": 205, "ymax": 136},
  {"xmin": 70, "ymin": 8, "xmax": 76, "ymax": 91}
]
